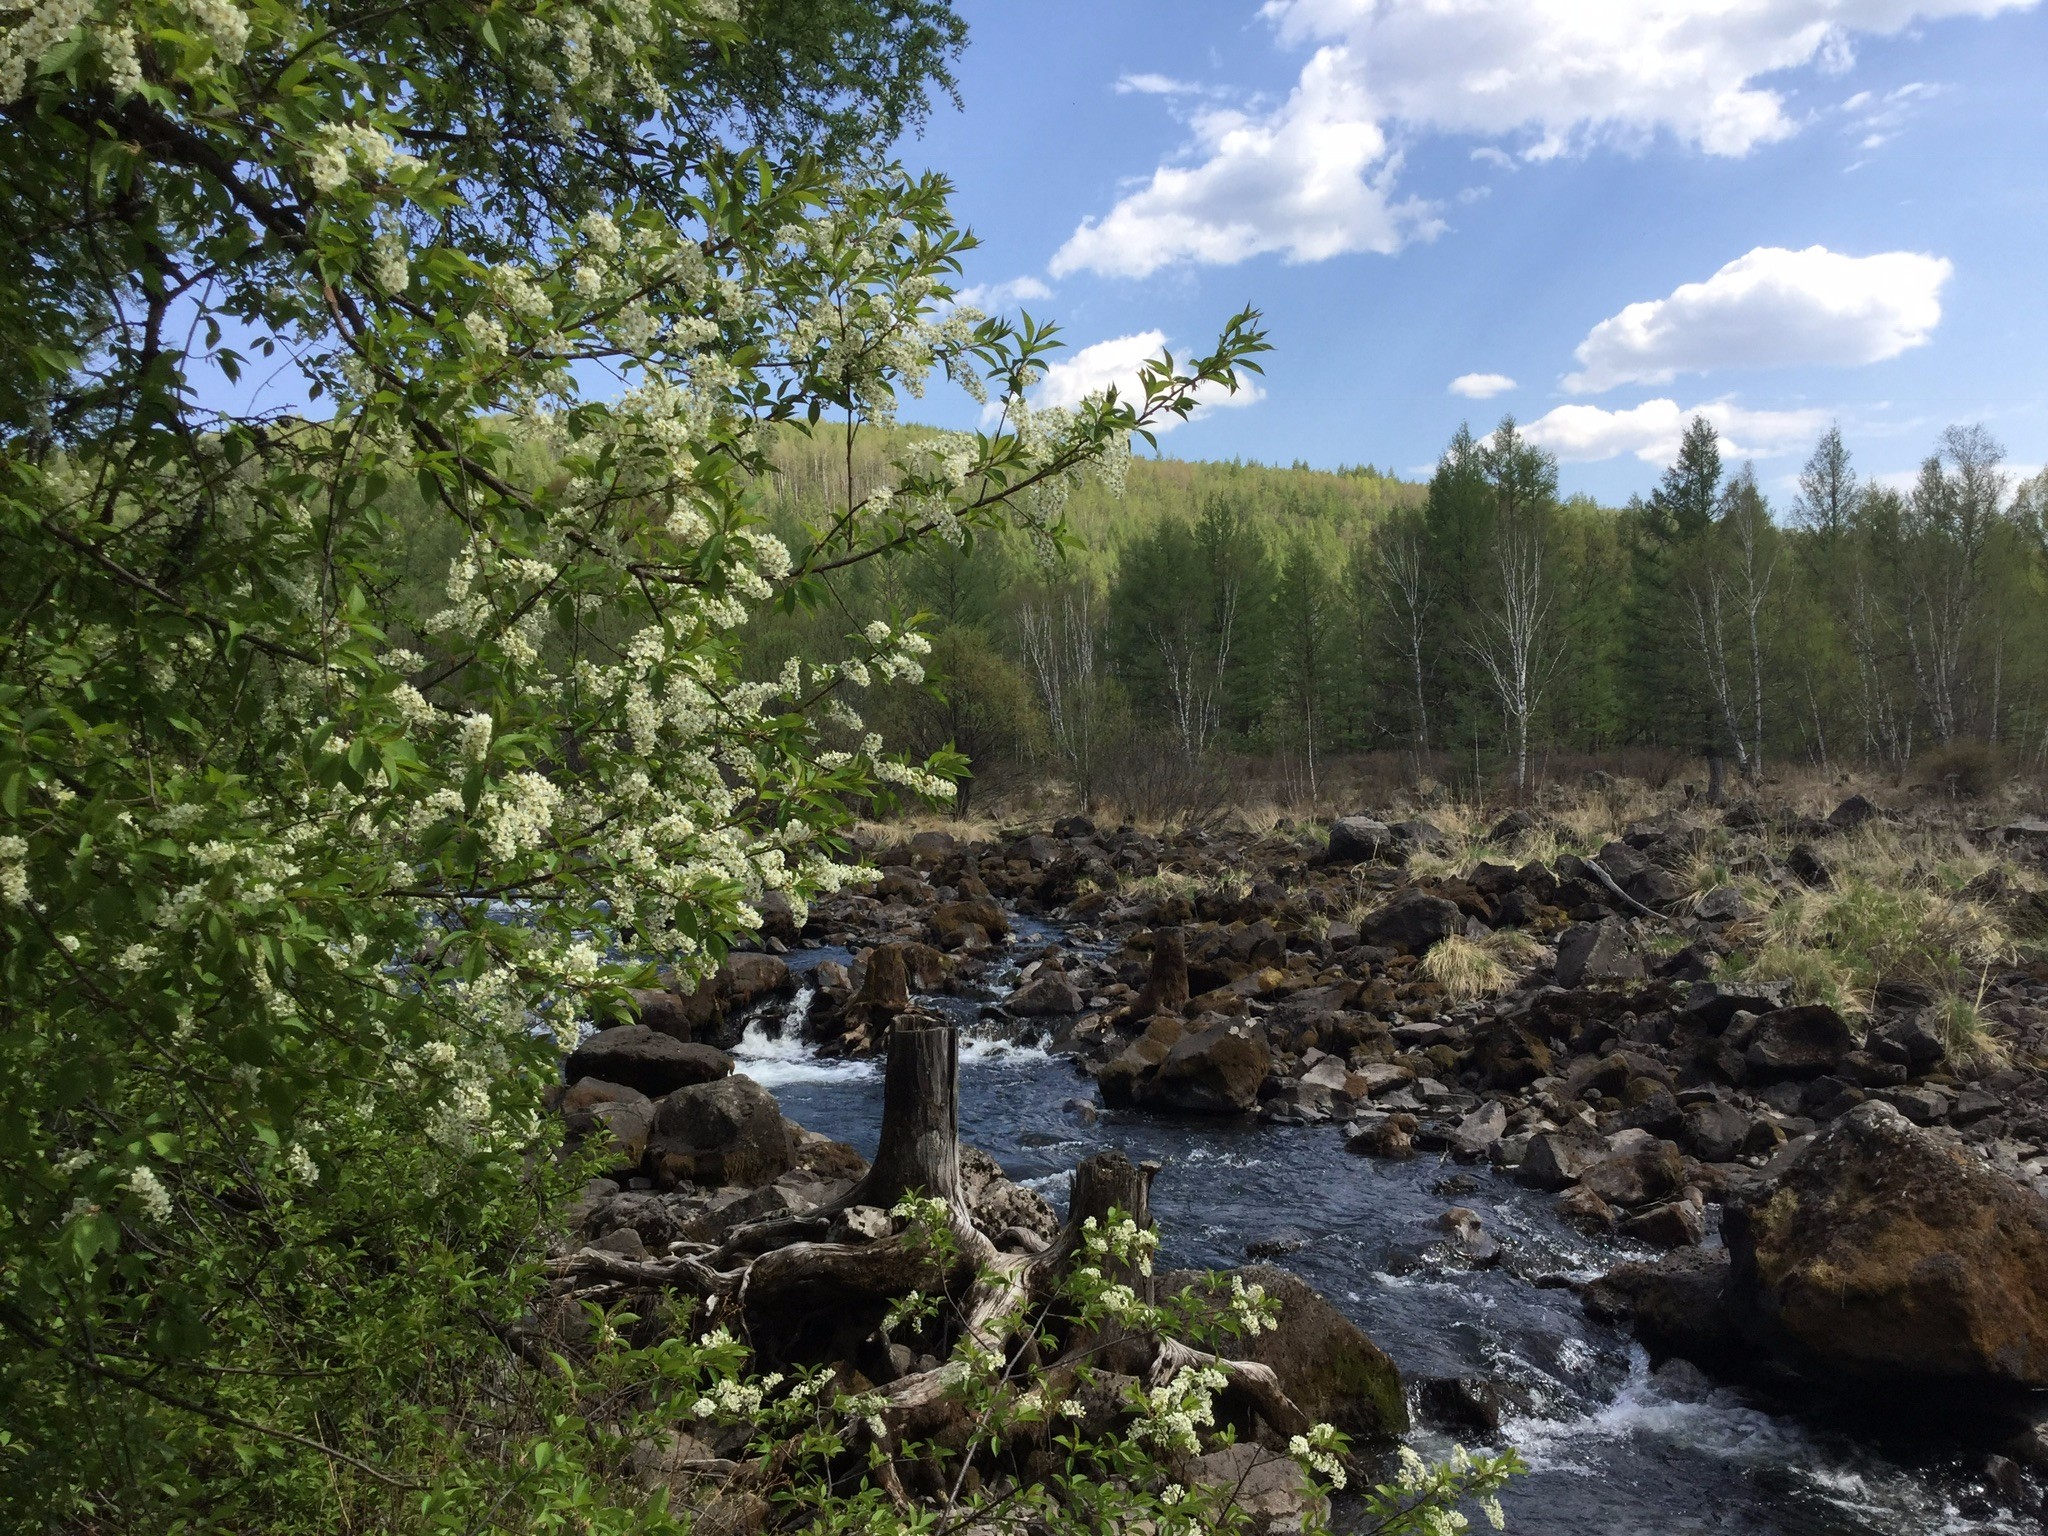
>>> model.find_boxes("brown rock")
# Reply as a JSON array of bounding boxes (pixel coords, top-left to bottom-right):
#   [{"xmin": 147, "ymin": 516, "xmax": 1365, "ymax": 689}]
[
  {"xmin": 565, "ymin": 1025, "xmax": 733, "ymax": 1097},
  {"xmin": 646, "ymin": 1075, "xmax": 793, "ymax": 1188},
  {"xmin": 1724, "ymin": 1101, "xmax": 2048, "ymax": 1394}
]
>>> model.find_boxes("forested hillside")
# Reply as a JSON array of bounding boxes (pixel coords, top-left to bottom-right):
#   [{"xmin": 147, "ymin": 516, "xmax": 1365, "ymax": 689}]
[{"xmin": 747, "ymin": 415, "xmax": 2048, "ymax": 814}]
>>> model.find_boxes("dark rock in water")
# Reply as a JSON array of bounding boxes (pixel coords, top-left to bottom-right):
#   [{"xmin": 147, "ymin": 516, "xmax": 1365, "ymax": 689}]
[
  {"xmin": 1245, "ymin": 1231, "xmax": 1309, "ymax": 1259},
  {"xmin": 1580, "ymin": 1133, "xmax": 1684, "ymax": 1208},
  {"xmin": 1450, "ymin": 1100, "xmax": 1508, "ymax": 1159},
  {"xmin": 1723, "ymin": 1100, "xmax": 2048, "ymax": 1398},
  {"xmin": 1432, "ymin": 1172, "xmax": 1481, "ymax": 1197},
  {"xmin": 1555, "ymin": 918, "xmax": 1643, "ymax": 988},
  {"xmin": 1133, "ymin": 1018, "xmax": 1270, "ymax": 1114},
  {"xmin": 1651, "ymin": 1356, "xmax": 1719, "ymax": 1403},
  {"xmin": 1516, "ymin": 1130, "xmax": 1607, "ymax": 1190},
  {"xmin": 1622, "ymin": 1198, "xmax": 1707, "ymax": 1248},
  {"xmin": 1096, "ymin": 1014, "xmax": 1183, "ymax": 1107},
  {"xmin": 1555, "ymin": 1185, "xmax": 1617, "ymax": 1234},
  {"xmin": 1438, "ymin": 1205, "xmax": 1500, "ymax": 1265},
  {"xmin": 1006, "ymin": 968, "xmax": 1084, "ymax": 1017},
  {"xmin": 1786, "ymin": 843, "xmax": 1833, "ymax": 889},
  {"xmin": 1414, "ymin": 1375, "xmax": 1503, "ymax": 1433},
  {"xmin": 1361, "ymin": 889, "xmax": 1463, "ymax": 954},
  {"xmin": 1130, "ymin": 925, "xmax": 1190, "ymax": 1019},
  {"xmin": 1062, "ymin": 1096, "xmax": 1099, "ymax": 1125},
  {"xmin": 929, "ymin": 898, "xmax": 1008, "ymax": 949},
  {"xmin": 1326, "ymin": 815, "xmax": 1397, "ymax": 865},
  {"xmin": 1582, "ymin": 1247, "xmax": 1742, "ymax": 1372},
  {"xmin": 1348, "ymin": 1111, "xmax": 1418, "ymax": 1160},
  {"xmin": 1166, "ymin": 1264, "xmax": 1409, "ymax": 1442},
  {"xmin": 567, "ymin": 1025, "xmax": 733, "ymax": 1097},
  {"xmin": 1744, "ymin": 1005, "xmax": 1856, "ymax": 1081},
  {"xmin": 1826, "ymin": 793, "xmax": 1881, "ymax": 831},
  {"xmin": 646, "ymin": 1075, "xmax": 792, "ymax": 1188}
]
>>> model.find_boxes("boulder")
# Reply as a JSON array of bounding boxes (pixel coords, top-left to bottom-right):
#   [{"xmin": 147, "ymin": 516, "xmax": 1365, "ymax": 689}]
[
  {"xmin": 566, "ymin": 1025, "xmax": 733, "ymax": 1097},
  {"xmin": 1360, "ymin": 890, "xmax": 1462, "ymax": 954},
  {"xmin": 960, "ymin": 1144, "xmax": 1059, "ymax": 1243},
  {"xmin": 1167, "ymin": 1264, "xmax": 1408, "ymax": 1443},
  {"xmin": 1678, "ymin": 979, "xmax": 1793, "ymax": 1031},
  {"xmin": 1554, "ymin": 918, "xmax": 1642, "ymax": 988},
  {"xmin": 1583, "ymin": 1247, "xmax": 1742, "ymax": 1371},
  {"xmin": 646, "ymin": 1075, "xmax": 793, "ymax": 1188},
  {"xmin": 1187, "ymin": 1442, "xmax": 1326, "ymax": 1535},
  {"xmin": 1826, "ymin": 793, "xmax": 1881, "ymax": 831},
  {"xmin": 1693, "ymin": 886, "xmax": 1752, "ymax": 925},
  {"xmin": 1131, "ymin": 926, "xmax": 1191, "ymax": 1018},
  {"xmin": 1580, "ymin": 1134, "xmax": 1684, "ymax": 1208},
  {"xmin": 1868, "ymin": 1010, "xmax": 1947, "ymax": 1073},
  {"xmin": 1097, "ymin": 1014, "xmax": 1183, "ymax": 1106},
  {"xmin": 1743, "ymin": 1005, "xmax": 1856, "ymax": 1081},
  {"xmin": 1785, "ymin": 844, "xmax": 1833, "ymax": 889},
  {"xmin": 1326, "ymin": 816, "xmax": 1396, "ymax": 865},
  {"xmin": 1450, "ymin": 1101, "xmax": 1508, "ymax": 1160},
  {"xmin": 1007, "ymin": 968, "xmax": 1084, "ymax": 1017},
  {"xmin": 1622, "ymin": 1198, "xmax": 1707, "ymax": 1248},
  {"xmin": 929, "ymin": 898, "xmax": 1008, "ymax": 949},
  {"xmin": 1134, "ymin": 1018, "xmax": 1270, "ymax": 1114},
  {"xmin": 1723, "ymin": 1101, "xmax": 2048, "ymax": 1396},
  {"xmin": 1515, "ymin": 1131, "xmax": 1607, "ymax": 1190},
  {"xmin": 1679, "ymin": 1099, "xmax": 1754, "ymax": 1164}
]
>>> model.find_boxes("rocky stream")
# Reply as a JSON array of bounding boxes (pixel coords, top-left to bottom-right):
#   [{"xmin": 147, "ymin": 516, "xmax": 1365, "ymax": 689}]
[{"xmin": 547, "ymin": 800, "xmax": 2048, "ymax": 1533}]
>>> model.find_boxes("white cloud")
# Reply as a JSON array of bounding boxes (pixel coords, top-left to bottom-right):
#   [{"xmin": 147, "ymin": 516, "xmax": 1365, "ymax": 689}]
[
  {"xmin": 1117, "ymin": 72, "xmax": 1202, "ymax": 96},
  {"xmin": 1450, "ymin": 372, "xmax": 1517, "ymax": 399},
  {"xmin": 1022, "ymin": 330, "xmax": 1266, "ymax": 432},
  {"xmin": 1052, "ymin": 47, "xmax": 1439, "ymax": 278},
  {"xmin": 954, "ymin": 275, "xmax": 1053, "ymax": 310},
  {"xmin": 1523, "ymin": 398, "xmax": 1831, "ymax": 464},
  {"xmin": 1563, "ymin": 245, "xmax": 1951, "ymax": 393},
  {"xmin": 1056, "ymin": 1, "xmax": 2033, "ymax": 276}
]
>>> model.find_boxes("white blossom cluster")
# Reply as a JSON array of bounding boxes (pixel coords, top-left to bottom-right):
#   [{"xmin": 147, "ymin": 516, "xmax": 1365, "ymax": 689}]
[{"xmin": 1132, "ymin": 1364, "xmax": 1227, "ymax": 1456}]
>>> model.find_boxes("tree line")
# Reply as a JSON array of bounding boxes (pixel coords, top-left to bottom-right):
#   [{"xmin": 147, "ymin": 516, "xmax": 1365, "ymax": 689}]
[{"xmin": 751, "ymin": 415, "xmax": 2048, "ymax": 810}]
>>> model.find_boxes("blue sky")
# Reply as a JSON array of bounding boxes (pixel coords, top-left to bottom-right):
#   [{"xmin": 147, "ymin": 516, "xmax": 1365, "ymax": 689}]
[{"xmin": 894, "ymin": 0, "xmax": 2048, "ymax": 503}]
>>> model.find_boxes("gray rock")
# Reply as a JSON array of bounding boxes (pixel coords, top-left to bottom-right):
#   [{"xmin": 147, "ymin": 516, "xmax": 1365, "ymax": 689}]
[
  {"xmin": 1555, "ymin": 918, "xmax": 1643, "ymax": 988},
  {"xmin": 1326, "ymin": 816, "xmax": 1396, "ymax": 864},
  {"xmin": 1680, "ymin": 1099, "xmax": 1754, "ymax": 1163},
  {"xmin": 566, "ymin": 1025, "xmax": 733, "ymax": 1098},
  {"xmin": 1516, "ymin": 1130, "xmax": 1607, "ymax": 1190},
  {"xmin": 1450, "ymin": 1100, "xmax": 1508, "ymax": 1159},
  {"xmin": 1693, "ymin": 885, "xmax": 1753, "ymax": 925},
  {"xmin": 1360, "ymin": 890, "xmax": 1462, "ymax": 954},
  {"xmin": 1006, "ymin": 968, "xmax": 1084, "ymax": 1016},
  {"xmin": 1744, "ymin": 1005, "xmax": 1856, "ymax": 1081}
]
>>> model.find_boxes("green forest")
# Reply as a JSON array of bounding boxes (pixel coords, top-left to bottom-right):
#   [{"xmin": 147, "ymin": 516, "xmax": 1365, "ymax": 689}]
[{"xmin": 746, "ymin": 415, "xmax": 2048, "ymax": 815}]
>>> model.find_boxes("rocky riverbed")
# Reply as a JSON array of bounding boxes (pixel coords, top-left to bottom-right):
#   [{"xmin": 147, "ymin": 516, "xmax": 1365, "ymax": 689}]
[{"xmin": 553, "ymin": 792, "xmax": 2048, "ymax": 1532}]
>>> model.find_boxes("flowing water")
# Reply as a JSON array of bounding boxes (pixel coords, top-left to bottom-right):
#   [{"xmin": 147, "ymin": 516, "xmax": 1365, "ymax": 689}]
[{"xmin": 724, "ymin": 920, "xmax": 2029, "ymax": 1535}]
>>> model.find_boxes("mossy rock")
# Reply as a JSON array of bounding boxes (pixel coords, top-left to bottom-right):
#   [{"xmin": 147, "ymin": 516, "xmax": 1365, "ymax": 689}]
[{"xmin": 1164, "ymin": 1264, "xmax": 1409, "ymax": 1442}]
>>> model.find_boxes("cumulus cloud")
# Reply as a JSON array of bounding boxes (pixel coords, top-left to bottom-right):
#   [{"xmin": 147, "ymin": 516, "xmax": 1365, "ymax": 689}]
[
  {"xmin": 1022, "ymin": 330, "xmax": 1265, "ymax": 432},
  {"xmin": 1055, "ymin": 1, "xmax": 2033, "ymax": 276},
  {"xmin": 1051, "ymin": 48, "xmax": 1438, "ymax": 278},
  {"xmin": 1563, "ymin": 245, "xmax": 1952, "ymax": 393},
  {"xmin": 1450, "ymin": 372, "xmax": 1516, "ymax": 399},
  {"xmin": 953, "ymin": 275, "xmax": 1053, "ymax": 310},
  {"xmin": 1523, "ymin": 398, "xmax": 1830, "ymax": 464}
]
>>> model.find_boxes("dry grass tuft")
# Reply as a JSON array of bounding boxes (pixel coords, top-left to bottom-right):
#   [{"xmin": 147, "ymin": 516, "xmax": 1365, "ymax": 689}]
[{"xmin": 1420, "ymin": 933, "xmax": 1514, "ymax": 1001}]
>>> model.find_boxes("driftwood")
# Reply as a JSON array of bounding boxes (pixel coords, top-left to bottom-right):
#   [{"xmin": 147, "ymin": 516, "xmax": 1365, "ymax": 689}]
[{"xmin": 543, "ymin": 1019, "xmax": 1310, "ymax": 1477}]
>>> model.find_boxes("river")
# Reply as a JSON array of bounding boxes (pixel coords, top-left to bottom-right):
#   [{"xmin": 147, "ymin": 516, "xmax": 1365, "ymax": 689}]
[{"xmin": 724, "ymin": 919, "xmax": 2028, "ymax": 1535}]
